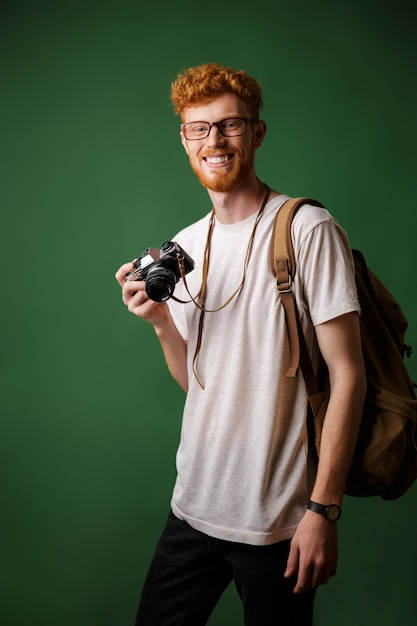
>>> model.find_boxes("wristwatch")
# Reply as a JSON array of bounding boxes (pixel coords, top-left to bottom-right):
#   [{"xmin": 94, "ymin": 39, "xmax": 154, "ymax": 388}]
[{"xmin": 308, "ymin": 500, "xmax": 342, "ymax": 522}]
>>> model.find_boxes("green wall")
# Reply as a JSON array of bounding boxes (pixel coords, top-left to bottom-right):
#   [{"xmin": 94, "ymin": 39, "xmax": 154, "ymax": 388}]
[{"xmin": 2, "ymin": 1, "xmax": 416, "ymax": 624}]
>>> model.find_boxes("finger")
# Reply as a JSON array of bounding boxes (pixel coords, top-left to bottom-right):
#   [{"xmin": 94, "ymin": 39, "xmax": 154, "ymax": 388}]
[
  {"xmin": 297, "ymin": 557, "xmax": 335, "ymax": 593},
  {"xmin": 122, "ymin": 280, "xmax": 146, "ymax": 306},
  {"xmin": 284, "ymin": 540, "xmax": 299, "ymax": 580},
  {"xmin": 115, "ymin": 261, "xmax": 135, "ymax": 286},
  {"xmin": 316, "ymin": 563, "xmax": 336, "ymax": 590},
  {"xmin": 127, "ymin": 292, "xmax": 168, "ymax": 322},
  {"xmin": 292, "ymin": 563, "xmax": 314, "ymax": 594}
]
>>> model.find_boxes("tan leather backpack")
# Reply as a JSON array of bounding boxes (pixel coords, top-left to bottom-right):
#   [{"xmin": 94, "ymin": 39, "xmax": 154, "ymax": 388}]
[{"xmin": 272, "ymin": 197, "xmax": 417, "ymax": 499}]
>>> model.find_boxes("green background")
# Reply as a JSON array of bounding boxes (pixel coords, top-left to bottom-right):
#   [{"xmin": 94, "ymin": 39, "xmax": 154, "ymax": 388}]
[{"xmin": 2, "ymin": 1, "xmax": 416, "ymax": 624}]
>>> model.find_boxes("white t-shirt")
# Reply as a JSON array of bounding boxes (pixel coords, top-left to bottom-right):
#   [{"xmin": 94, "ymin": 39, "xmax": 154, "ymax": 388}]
[{"xmin": 167, "ymin": 194, "xmax": 360, "ymax": 545}]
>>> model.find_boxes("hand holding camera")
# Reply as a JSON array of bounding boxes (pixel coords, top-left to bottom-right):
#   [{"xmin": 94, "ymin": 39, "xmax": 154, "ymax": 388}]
[{"xmin": 124, "ymin": 241, "xmax": 194, "ymax": 302}]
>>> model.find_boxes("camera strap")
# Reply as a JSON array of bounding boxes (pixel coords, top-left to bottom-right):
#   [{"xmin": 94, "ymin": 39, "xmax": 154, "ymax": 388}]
[{"xmin": 177, "ymin": 183, "xmax": 271, "ymax": 388}]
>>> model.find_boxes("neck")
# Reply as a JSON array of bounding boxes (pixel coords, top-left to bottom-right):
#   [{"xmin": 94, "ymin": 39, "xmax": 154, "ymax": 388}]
[{"xmin": 207, "ymin": 178, "xmax": 278, "ymax": 224}]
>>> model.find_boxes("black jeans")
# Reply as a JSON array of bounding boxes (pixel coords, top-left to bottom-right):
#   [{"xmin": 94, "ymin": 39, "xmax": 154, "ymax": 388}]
[{"xmin": 135, "ymin": 511, "xmax": 315, "ymax": 626}]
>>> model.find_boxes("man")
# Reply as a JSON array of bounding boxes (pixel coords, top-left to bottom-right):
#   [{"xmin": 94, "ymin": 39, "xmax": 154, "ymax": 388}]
[{"xmin": 115, "ymin": 63, "xmax": 367, "ymax": 625}]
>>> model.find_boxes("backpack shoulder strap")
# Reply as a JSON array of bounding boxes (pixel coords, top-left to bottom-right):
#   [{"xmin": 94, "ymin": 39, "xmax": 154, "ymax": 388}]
[{"xmin": 272, "ymin": 197, "xmax": 323, "ymax": 384}]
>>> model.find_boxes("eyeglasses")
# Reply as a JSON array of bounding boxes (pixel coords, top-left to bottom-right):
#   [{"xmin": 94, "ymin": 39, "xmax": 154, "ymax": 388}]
[{"xmin": 180, "ymin": 117, "xmax": 259, "ymax": 141}]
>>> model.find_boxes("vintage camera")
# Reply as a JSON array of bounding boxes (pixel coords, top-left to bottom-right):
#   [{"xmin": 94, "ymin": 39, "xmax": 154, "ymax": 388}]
[{"xmin": 124, "ymin": 241, "xmax": 195, "ymax": 302}]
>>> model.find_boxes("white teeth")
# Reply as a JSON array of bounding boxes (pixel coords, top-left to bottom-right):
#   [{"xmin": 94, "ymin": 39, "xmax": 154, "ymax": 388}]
[{"xmin": 206, "ymin": 155, "xmax": 230, "ymax": 164}]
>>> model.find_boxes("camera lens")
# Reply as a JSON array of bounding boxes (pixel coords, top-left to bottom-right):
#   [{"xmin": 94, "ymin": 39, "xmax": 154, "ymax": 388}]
[
  {"xmin": 145, "ymin": 267, "xmax": 177, "ymax": 302},
  {"xmin": 161, "ymin": 241, "xmax": 175, "ymax": 253}
]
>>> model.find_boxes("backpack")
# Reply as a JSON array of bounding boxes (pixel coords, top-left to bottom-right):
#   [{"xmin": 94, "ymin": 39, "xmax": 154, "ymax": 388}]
[{"xmin": 272, "ymin": 197, "xmax": 417, "ymax": 500}]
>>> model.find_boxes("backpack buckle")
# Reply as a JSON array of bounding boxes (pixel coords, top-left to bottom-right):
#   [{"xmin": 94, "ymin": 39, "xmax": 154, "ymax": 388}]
[{"xmin": 276, "ymin": 275, "xmax": 292, "ymax": 294}]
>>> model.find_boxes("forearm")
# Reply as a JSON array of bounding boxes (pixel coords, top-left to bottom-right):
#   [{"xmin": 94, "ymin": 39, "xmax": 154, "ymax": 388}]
[
  {"xmin": 285, "ymin": 324, "xmax": 366, "ymax": 593},
  {"xmin": 154, "ymin": 317, "xmax": 188, "ymax": 393},
  {"xmin": 116, "ymin": 266, "xmax": 189, "ymax": 392},
  {"xmin": 311, "ymin": 312, "xmax": 367, "ymax": 505},
  {"xmin": 310, "ymin": 369, "xmax": 366, "ymax": 505}
]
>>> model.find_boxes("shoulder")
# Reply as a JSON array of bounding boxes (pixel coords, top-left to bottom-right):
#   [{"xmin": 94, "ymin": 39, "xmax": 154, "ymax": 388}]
[
  {"xmin": 288, "ymin": 200, "xmax": 349, "ymax": 254},
  {"xmin": 291, "ymin": 200, "xmax": 336, "ymax": 236}
]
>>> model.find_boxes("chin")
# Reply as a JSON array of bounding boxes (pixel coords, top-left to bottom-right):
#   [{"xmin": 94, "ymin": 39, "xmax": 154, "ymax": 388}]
[
  {"xmin": 195, "ymin": 169, "xmax": 245, "ymax": 193},
  {"xmin": 204, "ymin": 179, "xmax": 237, "ymax": 193}
]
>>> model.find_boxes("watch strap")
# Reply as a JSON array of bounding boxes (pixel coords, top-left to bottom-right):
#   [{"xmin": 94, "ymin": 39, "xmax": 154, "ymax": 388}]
[{"xmin": 307, "ymin": 499, "xmax": 342, "ymax": 521}]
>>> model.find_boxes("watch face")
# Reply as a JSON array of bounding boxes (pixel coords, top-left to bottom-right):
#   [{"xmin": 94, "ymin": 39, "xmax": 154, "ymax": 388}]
[{"xmin": 326, "ymin": 505, "xmax": 341, "ymax": 521}]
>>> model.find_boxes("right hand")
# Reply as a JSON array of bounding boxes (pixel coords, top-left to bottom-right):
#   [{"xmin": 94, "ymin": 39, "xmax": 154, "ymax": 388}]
[{"xmin": 115, "ymin": 261, "xmax": 171, "ymax": 328}]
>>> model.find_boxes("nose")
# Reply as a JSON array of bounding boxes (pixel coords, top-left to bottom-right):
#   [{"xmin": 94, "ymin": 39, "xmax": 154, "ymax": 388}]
[{"xmin": 205, "ymin": 123, "xmax": 226, "ymax": 145}]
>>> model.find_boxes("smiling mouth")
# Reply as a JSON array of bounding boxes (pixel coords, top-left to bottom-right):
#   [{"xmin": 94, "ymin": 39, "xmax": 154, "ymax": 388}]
[{"xmin": 204, "ymin": 154, "xmax": 233, "ymax": 165}]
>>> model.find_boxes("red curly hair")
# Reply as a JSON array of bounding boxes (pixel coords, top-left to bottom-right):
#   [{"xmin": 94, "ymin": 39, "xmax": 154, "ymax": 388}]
[{"xmin": 170, "ymin": 63, "xmax": 263, "ymax": 119}]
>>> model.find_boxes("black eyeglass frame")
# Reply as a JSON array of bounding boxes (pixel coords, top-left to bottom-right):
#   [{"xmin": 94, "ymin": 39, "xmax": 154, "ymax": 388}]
[{"xmin": 180, "ymin": 117, "xmax": 259, "ymax": 141}]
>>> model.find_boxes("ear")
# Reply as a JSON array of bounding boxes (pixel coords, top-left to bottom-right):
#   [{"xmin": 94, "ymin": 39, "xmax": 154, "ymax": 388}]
[
  {"xmin": 253, "ymin": 120, "xmax": 267, "ymax": 149},
  {"xmin": 180, "ymin": 132, "xmax": 189, "ymax": 155}
]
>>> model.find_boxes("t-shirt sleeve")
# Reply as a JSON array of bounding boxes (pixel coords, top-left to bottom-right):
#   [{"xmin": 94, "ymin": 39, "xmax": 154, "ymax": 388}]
[{"xmin": 294, "ymin": 209, "xmax": 360, "ymax": 326}]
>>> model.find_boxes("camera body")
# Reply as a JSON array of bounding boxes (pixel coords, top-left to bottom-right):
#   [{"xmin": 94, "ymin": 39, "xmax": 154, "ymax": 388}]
[{"xmin": 124, "ymin": 241, "xmax": 194, "ymax": 302}]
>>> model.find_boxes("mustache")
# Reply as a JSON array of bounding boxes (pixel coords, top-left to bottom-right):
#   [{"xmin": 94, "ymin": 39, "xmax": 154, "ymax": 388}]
[{"xmin": 202, "ymin": 149, "xmax": 233, "ymax": 157}]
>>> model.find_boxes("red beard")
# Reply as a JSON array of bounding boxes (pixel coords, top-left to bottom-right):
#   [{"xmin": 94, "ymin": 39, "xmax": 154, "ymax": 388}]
[{"xmin": 188, "ymin": 148, "xmax": 254, "ymax": 193}]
